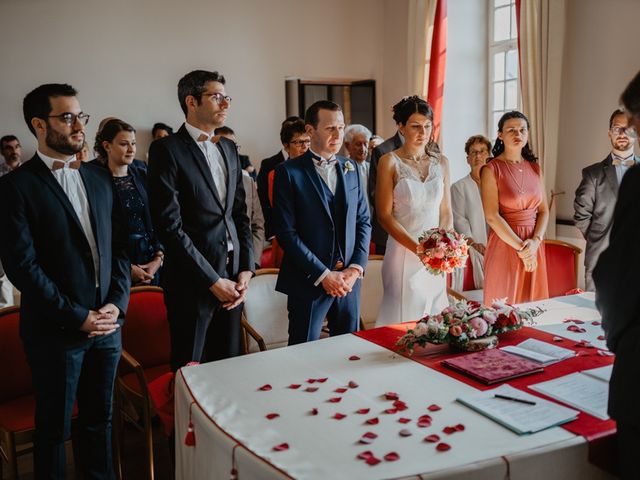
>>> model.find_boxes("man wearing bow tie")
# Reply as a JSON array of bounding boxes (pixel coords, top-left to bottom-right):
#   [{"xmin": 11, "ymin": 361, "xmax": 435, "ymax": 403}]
[
  {"xmin": 0, "ymin": 83, "xmax": 130, "ymax": 478},
  {"xmin": 272, "ymin": 101, "xmax": 371, "ymax": 344},
  {"xmin": 574, "ymin": 108, "xmax": 639, "ymax": 291},
  {"xmin": 148, "ymin": 70, "xmax": 254, "ymax": 370}
]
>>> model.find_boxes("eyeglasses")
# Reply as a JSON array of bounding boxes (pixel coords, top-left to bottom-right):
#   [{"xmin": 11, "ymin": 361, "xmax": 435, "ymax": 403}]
[
  {"xmin": 202, "ymin": 92, "xmax": 232, "ymax": 105},
  {"xmin": 47, "ymin": 112, "xmax": 90, "ymax": 126},
  {"xmin": 610, "ymin": 126, "xmax": 637, "ymax": 138},
  {"xmin": 289, "ymin": 139, "xmax": 311, "ymax": 147},
  {"xmin": 468, "ymin": 149, "xmax": 489, "ymax": 156}
]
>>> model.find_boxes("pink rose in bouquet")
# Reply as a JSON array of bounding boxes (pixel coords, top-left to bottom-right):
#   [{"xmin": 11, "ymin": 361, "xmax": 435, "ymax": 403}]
[{"xmin": 416, "ymin": 228, "xmax": 469, "ymax": 276}]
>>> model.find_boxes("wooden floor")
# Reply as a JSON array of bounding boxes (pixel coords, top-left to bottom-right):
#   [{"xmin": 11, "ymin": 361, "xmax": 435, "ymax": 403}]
[{"xmin": 2, "ymin": 421, "xmax": 174, "ymax": 480}]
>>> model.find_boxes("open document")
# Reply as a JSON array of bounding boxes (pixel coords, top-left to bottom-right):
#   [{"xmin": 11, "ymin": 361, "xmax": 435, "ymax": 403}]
[
  {"xmin": 501, "ymin": 338, "xmax": 576, "ymax": 366},
  {"xmin": 529, "ymin": 370, "xmax": 610, "ymax": 420},
  {"xmin": 457, "ymin": 384, "xmax": 578, "ymax": 435}
]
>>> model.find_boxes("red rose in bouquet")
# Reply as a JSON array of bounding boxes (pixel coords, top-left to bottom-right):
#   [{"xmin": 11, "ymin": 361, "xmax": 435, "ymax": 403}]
[{"xmin": 416, "ymin": 228, "xmax": 469, "ymax": 276}]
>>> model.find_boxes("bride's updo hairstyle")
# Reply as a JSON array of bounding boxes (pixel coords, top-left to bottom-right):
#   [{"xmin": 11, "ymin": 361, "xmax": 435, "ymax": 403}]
[
  {"xmin": 392, "ymin": 95, "xmax": 433, "ymax": 126},
  {"xmin": 491, "ymin": 110, "xmax": 538, "ymax": 162}
]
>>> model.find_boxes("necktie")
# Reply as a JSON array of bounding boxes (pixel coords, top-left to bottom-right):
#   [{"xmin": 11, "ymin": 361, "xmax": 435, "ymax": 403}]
[
  {"xmin": 51, "ymin": 159, "xmax": 82, "ymax": 170},
  {"xmin": 612, "ymin": 155, "xmax": 635, "ymax": 167}
]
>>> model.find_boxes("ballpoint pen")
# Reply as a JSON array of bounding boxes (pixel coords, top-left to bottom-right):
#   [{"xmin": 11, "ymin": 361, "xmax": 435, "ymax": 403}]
[{"xmin": 494, "ymin": 394, "xmax": 537, "ymax": 406}]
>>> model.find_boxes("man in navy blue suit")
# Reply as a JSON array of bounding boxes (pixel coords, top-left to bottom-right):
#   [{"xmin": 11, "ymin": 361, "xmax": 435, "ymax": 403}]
[
  {"xmin": 0, "ymin": 84, "xmax": 130, "ymax": 479},
  {"xmin": 272, "ymin": 101, "xmax": 371, "ymax": 344}
]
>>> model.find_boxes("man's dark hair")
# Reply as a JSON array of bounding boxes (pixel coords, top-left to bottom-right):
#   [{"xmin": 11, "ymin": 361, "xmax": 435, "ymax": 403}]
[
  {"xmin": 23, "ymin": 83, "xmax": 78, "ymax": 136},
  {"xmin": 464, "ymin": 135, "xmax": 492, "ymax": 155},
  {"xmin": 152, "ymin": 122, "xmax": 173, "ymax": 136},
  {"xmin": 0, "ymin": 135, "xmax": 19, "ymax": 149},
  {"xmin": 177, "ymin": 70, "xmax": 226, "ymax": 115},
  {"xmin": 304, "ymin": 101, "xmax": 341, "ymax": 129},
  {"xmin": 280, "ymin": 119, "xmax": 307, "ymax": 145},
  {"xmin": 214, "ymin": 126, "xmax": 235, "ymax": 136},
  {"xmin": 621, "ymin": 70, "xmax": 640, "ymax": 120},
  {"xmin": 609, "ymin": 108, "xmax": 627, "ymax": 128}
]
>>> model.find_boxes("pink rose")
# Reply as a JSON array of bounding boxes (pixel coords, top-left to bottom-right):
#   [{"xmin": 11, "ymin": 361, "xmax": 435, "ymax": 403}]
[
  {"xmin": 449, "ymin": 325, "xmax": 462, "ymax": 337},
  {"xmin": 470, "ymin": 317, "xmax": 488, "ymax": 336},
  {"xmin": 434, "ymin": 248, "xmax": 446, "ymax": 259}
]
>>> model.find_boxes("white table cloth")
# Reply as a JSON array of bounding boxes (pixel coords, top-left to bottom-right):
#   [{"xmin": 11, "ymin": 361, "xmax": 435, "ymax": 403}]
[{"xmin": 175, "ymin": 294, "xmax": 614, "ymax": 479}]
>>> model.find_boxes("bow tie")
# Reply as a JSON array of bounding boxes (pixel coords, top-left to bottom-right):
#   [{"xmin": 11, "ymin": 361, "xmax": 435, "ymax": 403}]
[
  {"xmin": 51, "ymin": 159, "xmax": 81, "ymax": 170},
  {"xmin": 313, "ymin": 154, "xmax": 337, "ymax": 167},
  {"xmin": 197, "ymin": 133, "xmax": 220, "ymax": 144},
  {"xmin": 612, "ymin": 155, "xmax": 635, "ymax": 167}
]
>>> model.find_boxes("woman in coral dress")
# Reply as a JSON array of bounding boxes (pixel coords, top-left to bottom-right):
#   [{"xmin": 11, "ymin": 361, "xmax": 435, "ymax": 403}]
[{"xmin": 481, "ymin": 111, "xmax": 549, "ymax": 305}]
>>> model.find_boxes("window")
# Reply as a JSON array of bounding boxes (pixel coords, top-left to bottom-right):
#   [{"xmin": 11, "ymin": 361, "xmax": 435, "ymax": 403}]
[{"xmin": 488, "ymin": 0, "xmax": 520, "ymax": 138}]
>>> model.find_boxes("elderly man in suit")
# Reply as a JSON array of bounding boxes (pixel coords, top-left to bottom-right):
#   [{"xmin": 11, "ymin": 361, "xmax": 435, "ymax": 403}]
[
  {"xmin": 574, "ymin": 108, "xmax": 638, "ymax": 291},
  {"xmin": 594, "ymin": 71, "xmax": 640, "ymax": 480},
  {"xmin": 148, "ymin": 70, "xmax": 254, "ymax": 371},
  {"xmin": 273, "ymin": 101, "xmax": 371, "ymax": 344},
  {"xmin": 0, "ymin": 83, "xmax": 130, "ymax": 478}
]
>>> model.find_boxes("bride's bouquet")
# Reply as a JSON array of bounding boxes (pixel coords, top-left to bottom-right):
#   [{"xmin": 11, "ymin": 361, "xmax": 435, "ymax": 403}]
[{"xmin": 416, "ymin": 228, "xmax": 469, "ymax": 276}]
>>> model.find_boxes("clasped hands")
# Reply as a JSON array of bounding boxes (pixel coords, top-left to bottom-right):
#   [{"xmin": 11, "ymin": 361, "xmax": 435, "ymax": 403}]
[
  {"xmin": 321, "ymin": 267, "xmax": 360, "ymax": 298},
  {"xmin": 209, "ymin": 271, "xmax": 253, "ymax": 310},
  {"xmin": 517, "ymin": 238, "xmax": 541, "ymax": 272},
  {"xmin": 80, "ymin": 303, "xmax": 120, "ymax": 337}
]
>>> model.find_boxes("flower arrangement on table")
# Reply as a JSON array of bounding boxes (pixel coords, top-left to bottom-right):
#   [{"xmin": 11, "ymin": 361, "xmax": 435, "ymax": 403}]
[
  {"xmin": 395, "ymin": 298, "xmax": 544, "ymax": 353},
  {"xmin": 416, "ymin": 228, "xmax": 469, "ymax": 276}
]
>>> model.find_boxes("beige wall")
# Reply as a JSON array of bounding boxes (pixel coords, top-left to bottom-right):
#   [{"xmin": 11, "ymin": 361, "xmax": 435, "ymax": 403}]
[
  {"xmin": 555, "ymin": 0, "xmax": 640, "ymax": 223},
  {"xmin": 0, "ymin": 0, "xmax": 388, "ymax": 164}
]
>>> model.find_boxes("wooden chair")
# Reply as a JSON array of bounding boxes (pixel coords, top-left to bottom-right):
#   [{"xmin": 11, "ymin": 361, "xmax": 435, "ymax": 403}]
[
  {"xmin": 115, "ymin": 286, "xmax": 171, "ymax": 480},
  {"xmin": 543, "ymin": 239, "xmax": 582, "ymax": 297},
  {"xmin": 0, "ymin": 306, "xmax": 78, "ymax": 479},
  {"xmin": 241, "ymin": 268, "xmax": 289, "ymax": 353},
  {"xmin": 447, "ymin": 287, "xmax": 468, "ymax": 302},
  {"xmin": 360, "ymin": 254, "xmax": 384, "ymax": 330}
]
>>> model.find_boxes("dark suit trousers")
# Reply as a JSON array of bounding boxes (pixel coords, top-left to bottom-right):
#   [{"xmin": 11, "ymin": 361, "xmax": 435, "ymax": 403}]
[
  {"xmin": 24, "ymin": 331, "xmax": 121, "ymax": 480},
  {"xmin": 287, "ymin": 280, "xmax": 361, "ymax": 345}
]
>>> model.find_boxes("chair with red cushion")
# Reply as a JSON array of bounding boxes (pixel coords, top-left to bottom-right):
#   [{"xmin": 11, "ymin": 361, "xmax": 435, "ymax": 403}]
[
  {"xmin": 0, "ymin": 307, "xmax": 78, "ymax": 479},
  {"xmin": 543, "ymin": 239, "xmax": 583, "ymax": 297},
  {"xmin": 115, "ymin": 286, "xmax": 171, "ymax": 480}
]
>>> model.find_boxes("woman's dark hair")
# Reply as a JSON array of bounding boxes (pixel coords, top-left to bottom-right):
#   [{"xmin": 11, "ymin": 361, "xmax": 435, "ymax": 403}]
[
  {"xmin": 94, "ymin": 119, "xmax": 135, "ymax": 162},
  {"xmin": 491, "ymin": 111, "xmax": 538, "ymax": 162},
  {"xmin": 280, "ymin": 119, "xmax": 306, "ymax": 144},
  {"xmin": 152, "ymin": 122, "xmax": 173, "ymax": 136},
  {"xmin": 621, "ymin": 70, "xmax": 640, "ymax": 119},
  {"xmin": 392, "ymin": 95, "xmax": 433, "ymax": 125}
]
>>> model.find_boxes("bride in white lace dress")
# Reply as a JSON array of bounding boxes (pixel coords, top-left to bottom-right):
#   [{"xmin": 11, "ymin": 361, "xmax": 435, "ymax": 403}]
[{"xmin": 375, "ymin": 96, "xmax": 453, "ymax": 326}]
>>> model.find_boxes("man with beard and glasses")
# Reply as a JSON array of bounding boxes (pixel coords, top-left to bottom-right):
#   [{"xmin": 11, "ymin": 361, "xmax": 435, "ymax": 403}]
[
  {"xmin": 574, "ymin": 108, "xmax": 639, "ymax": 291},
  {"xmin": 0, "ymin": 135, "xmax": 22, "ymax": 176},
  {"xmin": 0, "ymin": 83, "xmax": 130, "ymax": 479}
]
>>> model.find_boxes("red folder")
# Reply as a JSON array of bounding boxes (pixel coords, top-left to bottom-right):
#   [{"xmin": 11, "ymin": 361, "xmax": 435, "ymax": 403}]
[{"xmin": 442, "ymin": 349, "xmax": 544, "ymax": 385}]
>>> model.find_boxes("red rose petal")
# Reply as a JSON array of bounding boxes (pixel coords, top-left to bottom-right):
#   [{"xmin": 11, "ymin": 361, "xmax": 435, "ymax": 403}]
[
  {"xmin": 454, "ymin": 423, "xmax": 465, "ymax": 431},
  {"xmin": 393, "ymin": 400, "xmax": 408, "ymax": 411},
  {"xmin": 273, "ymin": 443, "xmax": 289, "ymax": 452},
  {"xmin": 399, "ymin": 429, "xmax": 412, "ymax": 437},
  {"xmin": 328, "ymin": 397, "xmax": 342, "ymax": 403},
  {"xmin": 592, "ymin": 321, "xmax": 601, "ymax": 326},
  {"xmin": 310, "ymin": 408, "xmax": 319, "ymax": 415},
  {"xmin": 334, "ymin": 388, "xmax": 348, "ymax": 394},
  {"xmin": 562, "ymin": 319, "xmax": 571, "ymax": 323},
  {"xmin": 333, "ymin": 413, "xmax": 346, "ymax": 420},
  {"xmin": 571, "ymin": 319, "xmax": 585, "ymax": 324},
  {"xmin": 443, "ymin": 426, "xmax": 457, "ymax": 434},
  {"xmin": 305, "ymin": 387, "xmax": 319, "ymax": 393},
  {"xmin": 288, "ymin": 384, "xmax": 301, "ymax": 389},
  {"xmin": 366, "ymin": 417, "xmax": 379, "ymax": 425},
  {"xmin": 417, "ymin": 415, "xmax": 432, "ymax": 428},
  {"xmin": 579, "ymin": 327, "xmax": 587, "ymax": 333},
  {"xmin": 597, "ymin": 335, "xmax": 605, "ymax": 341},
  {"xmin": 424, "ymin": 434, "xmax": 440, "ymax": 443},
  {"xmin": 259, "ymin": 384, "xmax": 272, "ymax": 391},
  {"xmin": 365, "ymin": 456, "xmax": 381, "ymax": 466},
  {"xmin": 356, "ymin": 408, "xmax": 370, "ymax": 415},
  {"xmin": 384, "ymin": 452, "xmax": 400, "ymax": 462},
  {"xmin": 357, "ymin": 450, "xmax": 374, "ymax": 460},
  {"xmin": 384, "ymin": 392, "xmax": 399, "ymax": 400},
  {"xmin": 427, "ymin": 404, "xmax": 441, "ymax": 412},
  {"xmin": 398, "ymin": 417, "xmax": 411, "ymax": 424},
  {"xmin": 266, "ymin": 413, "xmax": 280, "ymax": 420},
  {"xmin": 349, "ymin": 355, "xmax": 361, "ymax": 361},
  {"xmin": 317, "ymin": 378, "xmax": 328, "ymax": 383},
  {"xmin": 307, "ymin": 378, "xmax": 316, "ymax": 384},
  {"xmin": 359, "ymin": 436, "xmax": 374, "ymax": 444},
  {"xmin": 567, "ymin": 325, "xmax": 580, "ymax": 332},
  {"xmin": 384, "ymin": 408, "xmax": 398, "ymax": 414},
  {"xmin": 436, "ymin": 442, "xmax": 451, "ymax": 451},
  {"xmin": 362, "ymin": 431, "xmax": 378, "ymax": 439},
  {"xmin": 348, "ymin": 380, "xmax": 359, "ymax": 388}
]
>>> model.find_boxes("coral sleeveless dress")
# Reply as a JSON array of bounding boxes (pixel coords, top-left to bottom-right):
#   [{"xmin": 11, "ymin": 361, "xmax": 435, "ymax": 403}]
[{"xmin": 483, "ymin": 159, "xmax": 549, "ymax": 305}]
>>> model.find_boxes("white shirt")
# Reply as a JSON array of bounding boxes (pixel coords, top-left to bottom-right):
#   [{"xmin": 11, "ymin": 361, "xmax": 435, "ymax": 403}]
[
  {"xmin": 38, "ymin": 150, "xmax": 100, "ymax": 286},
  {"xmin": 611, "ymin": 150, "xmax": 637, "ymax": 185},
  {"xmin": 310, "ymin": 148, "xmax": 338, "ymax": 194},
  {"xmin": 281, "ymin": 147, "xmax": 290, "ymax": 161},
  {"xmin": 184, "ymin": 122, "xmax": 233, "ymax": 252}
]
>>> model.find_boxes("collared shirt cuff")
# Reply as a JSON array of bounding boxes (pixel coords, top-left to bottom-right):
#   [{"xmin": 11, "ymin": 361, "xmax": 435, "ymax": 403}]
[
  {"xmin": 314, "ymin": 268, "xmax": 331, "ymax": 286},
  {"xmin": 348, "ymin": 264, "xmax": 364, "ymax": 277}
]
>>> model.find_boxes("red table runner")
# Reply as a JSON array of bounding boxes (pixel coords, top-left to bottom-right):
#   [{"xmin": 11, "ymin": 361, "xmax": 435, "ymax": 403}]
[{"xmin": 355, "ymin": 324, "xmax": 616, "ymax": 441}]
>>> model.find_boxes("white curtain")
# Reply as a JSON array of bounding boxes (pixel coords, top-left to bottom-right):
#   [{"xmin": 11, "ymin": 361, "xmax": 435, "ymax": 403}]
[
  {"xmin": 407, "ymin": 0, "xmax": 437, "ymax": 96},
  {"xmin": 518, "ymin": 0, "xmax": 566, "ymax": 239}
]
